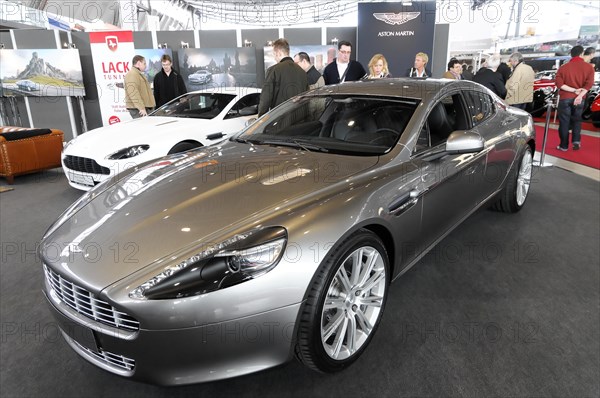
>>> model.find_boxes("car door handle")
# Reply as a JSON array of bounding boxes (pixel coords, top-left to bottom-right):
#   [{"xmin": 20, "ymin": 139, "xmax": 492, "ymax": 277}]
[{"xmin": 388, "ymin": 189, "xmax": 422, "ymax": 215}]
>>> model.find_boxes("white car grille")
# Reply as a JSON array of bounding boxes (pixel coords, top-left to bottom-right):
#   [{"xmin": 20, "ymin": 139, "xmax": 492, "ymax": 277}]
[{"xmin": 44, "ymin": 264, "xmax": 140, "ymax": 331}]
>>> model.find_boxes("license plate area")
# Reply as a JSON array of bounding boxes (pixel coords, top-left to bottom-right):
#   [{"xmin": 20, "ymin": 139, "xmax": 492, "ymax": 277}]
[
  {"xmin": 48, "ymin": 297, "xmax": 99, "ymax": 352},
  {"xmin": 69, "ymin": 171, "xmax": 95, "ymax": 187}
]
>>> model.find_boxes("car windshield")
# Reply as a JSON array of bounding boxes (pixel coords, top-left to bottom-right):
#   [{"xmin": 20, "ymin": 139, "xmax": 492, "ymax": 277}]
[
  {"xmin": 236, "ymin": 95, "xmax": 417, "ymax": 155},
  {"xmin": 152, "ymin": 93, "xmax": 235, "ymax": 119}
]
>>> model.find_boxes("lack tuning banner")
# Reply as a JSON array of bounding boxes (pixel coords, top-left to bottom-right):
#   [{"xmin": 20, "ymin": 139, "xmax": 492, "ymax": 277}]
[{"xmin": 90, "ymin": 31, "xmax": 135, "ymax": 126}]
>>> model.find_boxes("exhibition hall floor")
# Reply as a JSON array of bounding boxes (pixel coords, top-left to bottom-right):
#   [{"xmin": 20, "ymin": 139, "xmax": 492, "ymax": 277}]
[{"xmin": 1, "ymin": 167, "xmax": 598, "ymax": 397}]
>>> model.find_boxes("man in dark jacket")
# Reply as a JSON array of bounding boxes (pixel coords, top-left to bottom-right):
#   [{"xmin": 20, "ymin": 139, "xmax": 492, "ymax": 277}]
[
  {"xmin": 258, "ymin": 38, "xmax": 309, "ymax": 116},
  {"xmin": 473, "ymin": 54, "xmax": 507, "ymax": 99},
  {"xmin": 496, "ymin": 61, "xmax": 512, "ymax": 83},
  {"xmin": 322, "ymin": 41, "xmax": 366, "ymax": 85},
  {"xmin": 294, "ymin": 52, "xmax": 325, "ymax": 89},
  {"xmin": 153, "ymin": 54, "xmax": 187, "ymax": 108}
]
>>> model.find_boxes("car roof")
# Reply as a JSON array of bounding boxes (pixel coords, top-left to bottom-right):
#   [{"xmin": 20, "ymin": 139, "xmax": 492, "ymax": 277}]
[
  {"xmin": 308, "ymin": 78, "xmax": 481, "ymax": 101},
  {"xmin": 186, "ymin": 86, "xmax": 261, "ymax": 96}
]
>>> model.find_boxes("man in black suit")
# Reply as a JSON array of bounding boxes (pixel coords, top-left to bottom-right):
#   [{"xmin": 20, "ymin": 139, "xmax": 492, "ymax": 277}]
[
  {"xmin": 258, "ymin": 38, "xmax": 309, "ymax": 116},
  {"xmin": 473, "ymin": 54, "xmax": 507, "ymax": 99},
  {"xmin": 322, "ymin": 41, "xmax": 366, "ymax": 85}
]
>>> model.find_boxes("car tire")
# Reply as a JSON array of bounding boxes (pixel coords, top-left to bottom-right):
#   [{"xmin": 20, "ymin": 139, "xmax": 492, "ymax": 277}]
[
  {"xmin": 296, "ymin": 229, "xmax": 390, "ymax": 373},
  {"xmin": 492, "ymin": 146, "xmax": 533, "ymax": 213},
  {"xmin": 168, "ymin": 142, "xmax": 201, "ymax": 154}
]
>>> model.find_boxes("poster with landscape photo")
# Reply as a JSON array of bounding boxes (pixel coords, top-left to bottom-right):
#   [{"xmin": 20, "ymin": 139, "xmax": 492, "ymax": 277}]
[
  {"xmin": 263, "ymin": 45, "xmax": 337, "ymax": 75},
  {"xmin": 136, "ymin": 48, "xmax": 173, "ymax": 86},
  {"xmin": 0, "ymin": 49, "xmax": 85, "ymax": 97},
  {"xmin": 177, "ymin": 48, "xmax": 258, "ymax": 91}
]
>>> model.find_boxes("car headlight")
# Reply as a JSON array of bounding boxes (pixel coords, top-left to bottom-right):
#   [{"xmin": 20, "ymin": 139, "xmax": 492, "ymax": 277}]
[
  {"xmin": 108, "ymin": 145, "xmax": 149, "ymax": 160},
  {"xmin": 62, "ymin": 139, "xmax": 75, "ymax": 152},
  {"xmin": 129, "ymin": 227, "xmax": 287, "ymax": 300}
]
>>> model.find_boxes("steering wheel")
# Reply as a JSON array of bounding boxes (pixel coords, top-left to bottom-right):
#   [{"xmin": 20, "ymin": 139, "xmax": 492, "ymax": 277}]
[{"xmin": 368, "ymin": 128, "xmax": 401, "ymax": 146}]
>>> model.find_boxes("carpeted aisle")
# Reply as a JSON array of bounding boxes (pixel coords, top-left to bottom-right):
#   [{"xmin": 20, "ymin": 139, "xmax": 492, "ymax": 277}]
[
  {"xmin": 534, "ymin": 124, "xmax": 600, "ymax": 169},
  {"xmin": 1, "ymin": 168, "xmax": 599, "ymax": 397}
]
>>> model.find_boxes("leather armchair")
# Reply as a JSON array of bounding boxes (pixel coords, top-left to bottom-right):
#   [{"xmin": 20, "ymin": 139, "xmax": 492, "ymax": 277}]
[{"xmin": 0, "ymin": 126, "xmax": 64, "ymax": 184}]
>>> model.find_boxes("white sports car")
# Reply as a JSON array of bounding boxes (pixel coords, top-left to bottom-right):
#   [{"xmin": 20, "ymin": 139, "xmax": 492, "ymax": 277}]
[{"xmin": 62, "ymin": 87, "xmax": 261, "ymax": 190}]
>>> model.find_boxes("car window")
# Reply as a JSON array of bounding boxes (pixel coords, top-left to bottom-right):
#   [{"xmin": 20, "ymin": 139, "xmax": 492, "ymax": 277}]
[
  {"xmin": 462, "ymin": 90, "xmax": 495, "ymax": 127},
  {"xmin": 224, "ymin": 93, "xmax": 261, "ymax": 119},
  {"xmin": 238, "ymin": 95, "xmax": 418, "ymax": 156},
  {"xmin": 414, "ymin": 93, "xmax": 467, "ymax": 153},
  {"xmin": 152, "ymin": 93, "xmax": 236, "ymax": 119}
]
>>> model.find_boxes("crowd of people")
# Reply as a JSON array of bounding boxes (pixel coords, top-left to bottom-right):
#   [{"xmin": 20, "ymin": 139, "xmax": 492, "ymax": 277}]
[{"xmin": 124, "ymin": 41, "xmax": 598, "ymax": 152}]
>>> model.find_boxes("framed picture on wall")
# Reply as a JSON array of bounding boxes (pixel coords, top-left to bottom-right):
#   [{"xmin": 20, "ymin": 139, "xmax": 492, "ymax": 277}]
[
  {"xmin": 0, "ymin": 49, "xmax": 85, "ymax": 97},
  {"xmin": 177, "ymin": 48, "xmax": 258, "ymax": 91}
]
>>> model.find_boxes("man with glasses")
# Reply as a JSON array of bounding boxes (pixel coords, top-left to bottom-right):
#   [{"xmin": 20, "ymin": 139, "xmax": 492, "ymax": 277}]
[
  {"xmin": 153, "ymin": 54, "xmax": 187, "ymax": 108},
  {"xmin": 322, "ymin": 41, "xmax": 366, "ymax": 85}
]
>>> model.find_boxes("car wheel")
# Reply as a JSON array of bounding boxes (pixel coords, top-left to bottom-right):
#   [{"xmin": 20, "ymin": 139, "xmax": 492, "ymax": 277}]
[
  {"xmin": 592, "ymin": 114, "xmax": 600, "ymax": 128},
  {"xmin": 296, "ymin": 229, "xmax": 390, "ymax": 373},
  {"xmin": 492, "ymin": 146, "xmax": 533, "ymax": 213},
  {"xmin": 167, "ymin": 142, "xmax": 201, "ymax": 154}
]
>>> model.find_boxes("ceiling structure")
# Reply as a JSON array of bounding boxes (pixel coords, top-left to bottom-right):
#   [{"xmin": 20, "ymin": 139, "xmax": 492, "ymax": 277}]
[{"xmin": 3, "ymin": 0, "xmax": 598, "ymax": 54}]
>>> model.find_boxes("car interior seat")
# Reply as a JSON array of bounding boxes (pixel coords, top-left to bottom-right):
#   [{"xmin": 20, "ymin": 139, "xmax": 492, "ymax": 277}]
[{"xmin": 427, "ymin": 103, "xmax": 454, "ymax": 146}]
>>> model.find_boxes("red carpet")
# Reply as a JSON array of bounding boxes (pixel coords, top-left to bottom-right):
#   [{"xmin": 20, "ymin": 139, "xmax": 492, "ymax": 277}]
[
  {"xmin": 532, "ymin": 113, "xmax": 600, "ymax": 132},
  {"xmin": 534, "ymin": 124, "xmax": 600, "ymax": 169}
]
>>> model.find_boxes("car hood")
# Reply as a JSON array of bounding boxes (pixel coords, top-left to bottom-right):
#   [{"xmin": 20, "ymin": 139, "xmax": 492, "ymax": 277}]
[
  {"xmin": 44, "ymin": 143, "xmax": 379, "ymax": 291},
  {"xmin": 63, "ymin": 117, "xmax": 221, "ymax": 157}
]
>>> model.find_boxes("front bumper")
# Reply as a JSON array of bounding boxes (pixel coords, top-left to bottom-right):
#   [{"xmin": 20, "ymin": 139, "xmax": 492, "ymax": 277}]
[{"xmin": 44, "ymin": 286, "xmax": 300, "ymax": 385}]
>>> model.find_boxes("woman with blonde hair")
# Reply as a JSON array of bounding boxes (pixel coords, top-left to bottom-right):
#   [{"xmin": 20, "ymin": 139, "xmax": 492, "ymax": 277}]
[{"xmin": 366, "ymin": 54, "xmax": 392, "ymax": 79}]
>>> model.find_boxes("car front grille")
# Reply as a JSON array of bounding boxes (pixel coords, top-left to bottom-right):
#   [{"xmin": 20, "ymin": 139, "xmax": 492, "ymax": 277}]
[
  {"xmin": 44, "ymin": 265, "xmax": 140, "ymax": 331},
  {"xmin": 63, "ymin": 155, "xmax": 110, "ymax": 175},
  {"xmin": 72, "ymin": 338, "xmax": 135, "ymax": 372}
]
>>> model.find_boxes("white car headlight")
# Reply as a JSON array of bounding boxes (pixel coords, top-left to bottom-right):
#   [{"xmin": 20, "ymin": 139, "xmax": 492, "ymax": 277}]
[
  {"xmin": 129, "ymin": 227, "xmax": 287, "ymax": 300},
  {"xmin": 108, "ymin": 145, "xmax": 150, "ymax": 160}
]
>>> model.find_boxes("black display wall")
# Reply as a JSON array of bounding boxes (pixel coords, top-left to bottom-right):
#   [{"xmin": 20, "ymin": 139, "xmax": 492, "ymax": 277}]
[
  {"xmin": 1, "ymin": 24, "xmax": 449, "ymax": 135},
  {"xmin": 199, "ymin": 30, "xmax": 237, "ymax": 48}
]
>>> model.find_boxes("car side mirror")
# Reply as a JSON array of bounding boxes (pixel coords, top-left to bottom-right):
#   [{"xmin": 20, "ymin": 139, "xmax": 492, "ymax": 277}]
[
  {"xmin": 445, "ymin": 130, "xmax": 484, "ymax": 154},
  {"xmin": 239, "ymin": 105, "xmax": 258, "ymax": 116}
]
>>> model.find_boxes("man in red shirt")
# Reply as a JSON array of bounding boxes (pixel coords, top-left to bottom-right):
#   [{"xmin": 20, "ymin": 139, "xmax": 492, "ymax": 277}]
[{"xmin": 555, "ymin": 45, "xmax": 595, "ymax": 151}]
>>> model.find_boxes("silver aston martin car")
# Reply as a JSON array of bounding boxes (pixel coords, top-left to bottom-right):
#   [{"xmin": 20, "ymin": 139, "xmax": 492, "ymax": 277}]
[{"xmin": 40, "ymin": 79, "xmax": 535, "ymax": 385}]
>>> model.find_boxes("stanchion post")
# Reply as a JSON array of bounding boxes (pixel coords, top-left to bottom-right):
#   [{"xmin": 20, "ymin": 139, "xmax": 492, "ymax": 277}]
[{"xmin": 538, "ymin": 96, "xmax": 554, "ymax": 167}]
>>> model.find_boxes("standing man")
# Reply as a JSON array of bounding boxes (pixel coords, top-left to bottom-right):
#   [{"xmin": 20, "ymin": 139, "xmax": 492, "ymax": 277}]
[
  {"xmin": 443, "ymin": 59, "xmax": 463, "ymax": 79},
  {"xmin": 461, "ymin": 63, "xmax": 474, "ymax": 80},
  {"xmin": 294, "ymin": 52, "xmax": 325, "ymax": 89},
  {"xmin": 124, "ymin": 55, "xmax": 155, "ymax": 118},
  {"xmin": 555, "ymin": 45, "xmax": 595, "ymax": 151},
  {"xmin": 322, "ymin": 41, "xmax": 366, "ymax": 85},
  {"xmin": 153, "ymin": 54, "xmax": 187, "ymax": 108},
  {"xmin": 583, "ymin": 46, "xmax": 596, "ymax": 64},
  {"xmin": 473, "ymin": 54, "xmax": 507, "ymax": 99},
  {"xmin": 258, "ymin": 38, "xmax": 309, "ymax": 117},
  {"xmin": 406, "ymin": 52, "xmax": 431, "ymax": 77},
  {"xmin": 496, "ymin": 61, "xmax": 512, "ymax": 83},
  {"xmin": 505, "ymin": 52, "xmax": 535, "ymax": 110}
]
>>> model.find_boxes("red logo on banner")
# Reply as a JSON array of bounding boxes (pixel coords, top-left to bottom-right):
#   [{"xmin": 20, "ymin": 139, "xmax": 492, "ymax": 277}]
[
  {"xmin": 108, "ymin": 116, "xmax": 121, "ymax": 125},
  {"xmin": 106, "ymin": 36, "xmax": 118, "ymax": 51}
]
